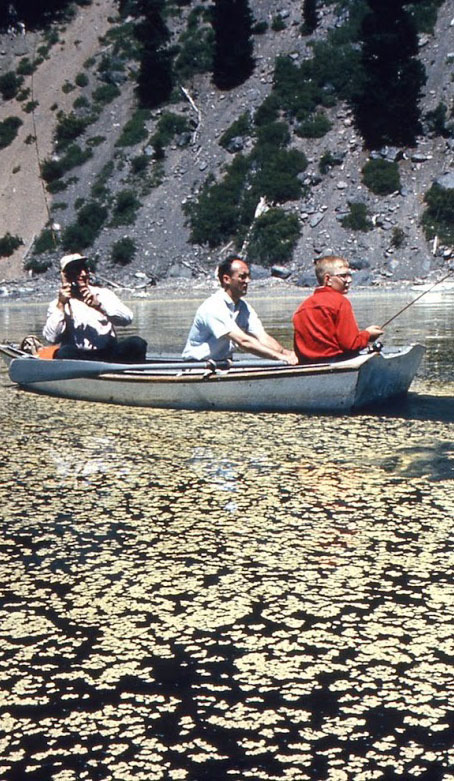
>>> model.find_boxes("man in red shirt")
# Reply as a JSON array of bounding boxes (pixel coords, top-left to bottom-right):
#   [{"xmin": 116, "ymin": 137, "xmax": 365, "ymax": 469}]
[{"xmin": 292, "ymin": 255, "xmax": 383, "ymax": 362}]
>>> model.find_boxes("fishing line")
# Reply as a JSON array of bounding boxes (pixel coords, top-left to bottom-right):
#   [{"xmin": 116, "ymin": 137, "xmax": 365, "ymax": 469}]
[{"xmin": 380, "ymin": 267, "xmax": 454, "ymax": 329}]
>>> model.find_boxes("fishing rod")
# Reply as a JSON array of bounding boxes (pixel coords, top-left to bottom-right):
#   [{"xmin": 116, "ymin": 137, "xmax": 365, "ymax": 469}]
[{"xmin": 380, "ymin": 268, "xmax": 454, "ymax": 329}]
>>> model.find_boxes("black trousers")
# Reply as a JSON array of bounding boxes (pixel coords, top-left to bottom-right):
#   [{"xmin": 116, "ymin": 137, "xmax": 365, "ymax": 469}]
[{"xmin": 55, "ymin": 336, "xmax": 147, "ymax": 363}]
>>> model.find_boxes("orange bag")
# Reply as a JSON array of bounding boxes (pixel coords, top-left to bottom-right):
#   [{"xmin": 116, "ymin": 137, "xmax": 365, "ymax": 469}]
[{"xmin": 37, "ymin": 345, "xmax": 60, "ymax": 360}]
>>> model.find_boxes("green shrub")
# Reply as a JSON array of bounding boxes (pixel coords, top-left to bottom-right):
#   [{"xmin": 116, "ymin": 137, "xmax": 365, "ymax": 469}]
[
  {"xmin": 24, "ymin": 256, "xmax": 53, "ymax": 274},
  {"xmin": 46, "ymin": 179, "xmax": 70, "ymax": 193},
  {"xmin": 296, "ymin": 111, "xmax": 332, "ymax": 138},
  {"xmin": 24, "ymin": 100, "xmax": 39, "ymax": 113},
  {"xmin": 407, "ymin": 0, "xmax": 444, "ymax": 34},
  {"xmin": 61, "ymin": 143, "xmax": 92, "ymax": 170},
  {"xmin": 219, "ymin": 113, "xmax": 252, "ymax": 149},
  {"xmin": 251, "ymin": 148, "xmax": 307, "ymax": 202},
  {"xmin": 424, "ymin": 102, "xmax": 450, "ymax": 137},
  {"xmin": 62, "ymin": 200, "xmax": 108, "ymax": 250},
  {"xmin": 91, "ymin": 161, "xmax": 114, "ymax": 201},
  {"xmin": 75, "ymin": 72, "xmax": 89, "ymax": 88},
  {"xmin": 252, "ymin": 20, "xmax": 268, "ymax": 34},
  {"xmin": 115, "ymin": 109, "xmax": 150, "ymax": 147},
  {"xmin": 271, "ymin": 15, "xmax": 286, "ymax": 31},
  {"xmin": 0, "ymin": 116, "xmax": 22, "ymax": 149},
  {"xmin": 41, "ymin": 158, "xmax": 64, "ymax": 182},
  {"xmin": 62, "ymin": 81, "xmax": 75, "ymax": 94},
  {"xmin": 255, "ymin": 121, "xmax": 290, "ymax": 149},
  {"xmin": 340, "ymin": 202, "xmax": 373, "ymax": 232},
  {"xmin": 73, "ymin": 95, "xmax": 90, "ymax": 109},
  {"xmin": 422, "ymin": 183, "xmax": 454, "ymax": 244},
  {"xmin": 254, "ymin": 94, "xmax": 280, "ymax": 127},
  {"xmin": 17, "ymin": 57, "xmax": 37, "ymax": 76},
  {"xmin": 391, "ymin": 227, "xmax": 406, "ymax": 248},
  {"xmin": 41, "ymin": 144, "xmax": 92, "ymax": 183},
  {"xmin": 87, "ymin": 135, "xmax": 106, "ymax": 148},
  {"xmin": 33, "ymin": 228, "xmax": 57, "ymax": 255},
  {"xmin": 55, "ymin": 112, "xmax": 91, "ymax": 149},
  {"xmin": 111, "ymin": 189, "xmax": 141, "ymax": 226},
  {"xmin": 152, "ymin": 111, "xmax": 191, "ymax": 148},
  {"xmin": 131, "ymin": 154, "xmax": 149, "ymax": 174},
  {"xmin": 0, "ymin": 232, "xmax": 23, "ymax": 257},
  {"xmin": 101, "ymin": 20, "xmax": 138, "ymax": 59},
  {"xmin": 319, "ymin": 150, "xmax": 342, "ymax": 175},
  {"xmin": 247, "ymin": 209, "xmax": 300, "ymax": 265},
  {"xmin": 183, "ymin": 156, "xmax": 251, "ymax": 246},
  {"xmin": 17, "ymin": 87, "xmax": 30, "ymax": 102},
  {"xmin": 111, "ymin": 237, "xmax": 137, "ymax": 265},
  {"xmin": 174, "ymin": 17, "xmax": 214, "ymax": 80},
  {"xmin": 0, "ymin": 71, "xmax": 23, "ymax": 100},
  {"xmin": 362, "ymin": 159, "xmax": 401, "ymax": 195},
  {"xmin": 93, "ymin": 83, "xmax": 121, "ymax": 105}
]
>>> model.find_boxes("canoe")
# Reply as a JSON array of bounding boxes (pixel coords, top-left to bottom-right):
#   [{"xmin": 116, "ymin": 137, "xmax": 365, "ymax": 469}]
[{"xmin": 0, "ymin": 343, "xmax": 424, "ymax": 412}]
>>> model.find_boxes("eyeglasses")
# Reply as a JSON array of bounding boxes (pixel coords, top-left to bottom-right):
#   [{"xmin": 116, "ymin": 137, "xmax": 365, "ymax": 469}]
[{"xmin": 332, "ymin": 272, "xmax": 352, "ymax": 280}]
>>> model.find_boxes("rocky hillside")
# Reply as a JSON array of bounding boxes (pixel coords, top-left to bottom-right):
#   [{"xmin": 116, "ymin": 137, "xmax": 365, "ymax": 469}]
[{"xmin": 0, "ymin": 0, "xmax": 453, "ymax": 292}]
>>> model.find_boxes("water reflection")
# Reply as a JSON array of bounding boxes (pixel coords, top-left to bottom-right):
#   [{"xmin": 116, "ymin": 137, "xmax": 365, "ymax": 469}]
[{"xmin": 0, "ymin": 292, "xmax": 454, "ymax": 780}]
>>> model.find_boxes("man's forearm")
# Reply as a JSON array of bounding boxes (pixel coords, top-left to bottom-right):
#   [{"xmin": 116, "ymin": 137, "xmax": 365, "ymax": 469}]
[
  {"xmin": 257, "ymin": 331, "xmax": 287, "ymax": 354},
  {"xmin": 232, "ymin": 332, "xmax": 286, "ymax": 361}
]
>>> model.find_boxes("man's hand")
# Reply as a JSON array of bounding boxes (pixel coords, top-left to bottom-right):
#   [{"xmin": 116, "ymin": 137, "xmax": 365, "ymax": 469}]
[
  {"xmin": 57, "ymin": 281, "xmax": 72, "ymax": 310},
  {"xmin": 366, "ymin": 325, "xmax": 384, "ymax": 341},
  {"xmin": 80, "ymin": 284, "xmax": 102, "ymax": 310},
  {"xmin": 281, "ymin": 348, "xmax": 298, "ymax": 365}
]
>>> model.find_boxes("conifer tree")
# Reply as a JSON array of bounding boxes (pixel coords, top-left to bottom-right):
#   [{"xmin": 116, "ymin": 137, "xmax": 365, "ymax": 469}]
[
  {"xmin": 135, "ymin": 0, "xmax": 173, "ymax": 109},
  {"xmin": 212, "ymin": 0, "xmax": 254, "ymax": 90},
  {"xmin": 302, "ymin": 0, "xmax": 318, "ymax": 35},
  {"xmin": 0, "ymin": 0, "xmax": 71, "ymax": 28},
  {"xmin": 351, "ymin": 0, "xmax": 425, "ymax": 148}
]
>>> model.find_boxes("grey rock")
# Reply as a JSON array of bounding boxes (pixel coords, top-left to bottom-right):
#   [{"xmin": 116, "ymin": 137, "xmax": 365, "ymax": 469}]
[
  {"xmin": 292, "ymin": 270, "xmax": 315, "ymax": 288},
  {"xmin": 168, "ymin": 263, "xmax": 193, "ymax": 279},
  {"xmin": 411, "ymin": 152, "xmax": 431, "ymax": 163},
  {"xmin": 310, "ymin": 213, "xmax": 324, "ymax": 227},
  {"xmin": 271, "ymin": 265, "xmax": 291, "ymax": 279},
  {"xmin": 350, "ymin": 257, "xmax": 370, "ymax": 270},
  {"xmin": 352, "ymin": 269, "xmax": 371, "ymax": 286},
  {"xmin": 435, "ymin": 172, "xmax": 454, "ymax": 190},
  {"xmin": 225, "ymin": 136, "xmax": 246, "ymax": 153},
  {"xmin": 250, "ymin": 264, "xmax": 270, "ymax": 280}
]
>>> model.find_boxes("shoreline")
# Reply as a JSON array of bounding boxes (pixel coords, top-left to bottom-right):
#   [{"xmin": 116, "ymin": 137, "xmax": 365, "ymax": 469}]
[{"xmin": 2, "ymin": 270, "xmax": 454, "ymax": 305}]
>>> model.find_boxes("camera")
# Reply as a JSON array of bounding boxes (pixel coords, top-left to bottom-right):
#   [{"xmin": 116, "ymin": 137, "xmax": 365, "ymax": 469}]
[{"xmin": 70, "ymin": 281, "xmax": 80, "ymax": 296}]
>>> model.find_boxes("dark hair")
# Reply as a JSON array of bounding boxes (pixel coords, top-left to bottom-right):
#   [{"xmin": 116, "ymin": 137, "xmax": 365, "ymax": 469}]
[{"xmin": 217, "ymin": 254, "xmax": 246, "ymax": 284}]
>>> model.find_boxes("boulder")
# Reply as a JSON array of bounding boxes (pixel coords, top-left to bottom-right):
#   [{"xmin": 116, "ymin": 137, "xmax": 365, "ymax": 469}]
[
  {"xmin": 435, "ymin": 172, "xmax": 454, "ymax": 190},
  {"xmin": 271, "ymin": 265, "xmax": 291, "ymax": 279},
  {"xmin": 249, "ymin": 263, "xmax": 270, "ymax": 280}
]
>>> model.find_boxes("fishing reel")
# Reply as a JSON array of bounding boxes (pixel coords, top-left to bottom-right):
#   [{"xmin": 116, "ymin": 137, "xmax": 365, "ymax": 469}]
[{"xmin": 368, "ymin": 340, "xmax": 383, "ymax": 354}]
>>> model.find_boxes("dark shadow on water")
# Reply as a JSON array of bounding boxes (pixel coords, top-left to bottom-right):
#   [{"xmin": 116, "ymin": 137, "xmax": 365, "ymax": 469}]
[{"xmin": 358, "ymin": 393, "xmax": 454, "ymax": 424}]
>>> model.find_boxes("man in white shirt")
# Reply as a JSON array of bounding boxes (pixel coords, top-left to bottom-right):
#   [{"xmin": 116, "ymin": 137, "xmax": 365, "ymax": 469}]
[
  {"xmin": 43, "ymin": 253, "xmax": 147, "ymax": 362},
  {"xmin": 182, "ymin": 255, "xmax": 297, "ymax": 364}
]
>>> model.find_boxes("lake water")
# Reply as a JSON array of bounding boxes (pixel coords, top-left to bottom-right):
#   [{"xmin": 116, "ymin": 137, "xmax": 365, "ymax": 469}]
[{"xmin": 1, "ymin": 289, "xmax": 454, "ymax": 781}]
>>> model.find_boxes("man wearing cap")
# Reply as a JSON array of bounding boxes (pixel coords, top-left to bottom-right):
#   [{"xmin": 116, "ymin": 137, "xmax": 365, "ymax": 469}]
[{"xmin": 43, "ymin": 253, "xmax": 147, "ymax": 362}]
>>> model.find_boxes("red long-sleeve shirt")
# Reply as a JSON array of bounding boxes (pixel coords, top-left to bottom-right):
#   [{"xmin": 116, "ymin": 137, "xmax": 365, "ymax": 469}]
[{"xmin": 292, "ymin": 286, "xmax": 370, "ymax": 361}]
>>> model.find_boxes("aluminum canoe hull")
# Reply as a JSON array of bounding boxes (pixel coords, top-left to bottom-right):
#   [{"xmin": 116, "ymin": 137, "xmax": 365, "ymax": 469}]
[{"xmin": 2, "ymin": 344, "xmax": 425, "ymax": 413}]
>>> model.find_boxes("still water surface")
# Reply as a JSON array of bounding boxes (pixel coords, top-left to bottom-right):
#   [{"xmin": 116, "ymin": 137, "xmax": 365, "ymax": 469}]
[{"xmin": 1, "ymin": 289, "xmax": 454, "ymax": 780}]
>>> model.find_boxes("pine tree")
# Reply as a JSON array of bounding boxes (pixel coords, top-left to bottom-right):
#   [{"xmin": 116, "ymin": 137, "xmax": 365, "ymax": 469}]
[
  {"xmin": 212, "ymin": 0, "xmax": 254, "ymax": 90},
  {"xmin": 351, "ymin": 0, "xmax": 426, "ymax": 148},
  {"xmin": 135, "ymin": 0, "xmax": 173, "ymax": 109},
  {"xmin": 302, "ymin": 0, "xmax": 318, "ymax": 35},
  {"xmin": 1, "ymin": 0, "xmax": 71, "ymax": 29}
]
